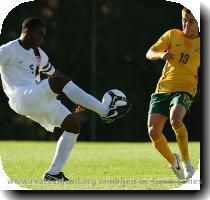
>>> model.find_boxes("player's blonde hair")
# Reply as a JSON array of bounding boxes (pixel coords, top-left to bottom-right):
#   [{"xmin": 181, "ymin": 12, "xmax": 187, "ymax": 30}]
[{"xmin": 182, "ymin": 7, "xmax": 191, "ymax": 14}]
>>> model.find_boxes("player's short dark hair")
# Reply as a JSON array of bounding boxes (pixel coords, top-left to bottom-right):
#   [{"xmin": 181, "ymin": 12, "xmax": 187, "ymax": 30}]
[{"xmin": 22, "ymin": 17, "xmax": 46, "ymax": 31}]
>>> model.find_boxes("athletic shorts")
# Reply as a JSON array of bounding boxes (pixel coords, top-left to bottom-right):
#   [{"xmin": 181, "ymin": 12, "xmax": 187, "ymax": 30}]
[
  {"xmin": 148, "ymin": 92, "xmax": 194, "ymax": 117},
  {"xmin": 8, "ymin": 79, "xmax": 71, "ymax": 132}
]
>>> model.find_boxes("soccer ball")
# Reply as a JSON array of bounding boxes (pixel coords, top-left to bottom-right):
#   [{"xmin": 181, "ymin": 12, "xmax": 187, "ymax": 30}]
[{"xmin": 102, "ymin": 89, "xmax": 127, "ymax": 108}]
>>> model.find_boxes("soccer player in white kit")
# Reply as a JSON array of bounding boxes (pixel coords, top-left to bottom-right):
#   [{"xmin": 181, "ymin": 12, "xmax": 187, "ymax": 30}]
[{"xmin": 0, "ymin": 17, "xmax": 131, "ymax": 181}]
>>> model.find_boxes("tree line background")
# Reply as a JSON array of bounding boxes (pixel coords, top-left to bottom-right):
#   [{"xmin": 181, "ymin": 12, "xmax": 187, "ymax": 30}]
[{"xmin": 0, "ymin": 0, "xmax": 201, "ymax": 141}]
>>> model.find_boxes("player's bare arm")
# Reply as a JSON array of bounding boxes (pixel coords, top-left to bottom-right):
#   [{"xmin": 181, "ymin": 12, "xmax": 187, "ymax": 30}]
[{"xmin": 146, "ymin": 49, "xmax": 175, "ymax": 61}]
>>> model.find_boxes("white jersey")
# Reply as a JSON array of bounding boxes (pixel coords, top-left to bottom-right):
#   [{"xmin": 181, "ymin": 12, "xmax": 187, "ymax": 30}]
[{"xmin": 0, "ymin": 39, "xmax": 55, "ymax": 99}]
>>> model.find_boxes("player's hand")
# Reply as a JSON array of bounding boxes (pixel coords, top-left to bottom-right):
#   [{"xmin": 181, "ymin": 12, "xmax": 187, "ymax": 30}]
[
  {"xmin": 161, "ymin": 51, "xmax": 175, "ymax": 61},
  {"xmin": 75, "ymin": 105, "xmax": 85, "ymax": 113}
]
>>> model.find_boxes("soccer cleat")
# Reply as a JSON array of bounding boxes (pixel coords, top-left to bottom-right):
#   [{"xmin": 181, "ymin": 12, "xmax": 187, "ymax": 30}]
[
  {"xmin": 170, "ymin": 153, "xmax": 185, "ymax": 180},
  {"xmin": 43, "ymin": 172, "xmax": 69, "ymax": 181},
  {"xmin": 102, "ymin": 103, "xmax": 132, "ymax": 124},
  {"xmin": 182, "ymin": 160, "xmax": 195, "ymax": 179}
]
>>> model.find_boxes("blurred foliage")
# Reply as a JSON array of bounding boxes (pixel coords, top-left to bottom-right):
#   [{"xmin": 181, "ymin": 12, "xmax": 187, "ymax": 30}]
[{"xmin": 0, "ymin": 0, "xmax": 201, "ymax": 141}]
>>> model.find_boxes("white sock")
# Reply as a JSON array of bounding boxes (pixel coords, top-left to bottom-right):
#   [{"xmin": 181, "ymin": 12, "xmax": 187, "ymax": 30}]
[
  {"xmin": 62, "ymin": 81, "xmax": 108, "ymax": 117},
  {"xmin": 47, "ymin": 131, "xmax": 78, "ymax": 175}
]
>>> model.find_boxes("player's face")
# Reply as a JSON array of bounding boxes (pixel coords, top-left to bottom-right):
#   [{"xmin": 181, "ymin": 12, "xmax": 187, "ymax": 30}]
[
  {"xmin": 182, "ymin": 11, "xmax": 198, "ymax": 38},
  {"xmin": 28, "ymin": 25, "xmax": 46, "ymax": 48}
]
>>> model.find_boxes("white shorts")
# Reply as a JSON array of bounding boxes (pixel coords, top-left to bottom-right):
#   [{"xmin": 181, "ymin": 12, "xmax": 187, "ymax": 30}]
[{"xmin": 8, "ymin": 79, "xmax": 71, "ymax": 132}]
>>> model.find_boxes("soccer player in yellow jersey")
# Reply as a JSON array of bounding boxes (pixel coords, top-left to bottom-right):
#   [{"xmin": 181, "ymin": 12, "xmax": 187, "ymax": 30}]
[{"xmin": 146, "ymin": 7, "xmax": 200, "ymax": 180}]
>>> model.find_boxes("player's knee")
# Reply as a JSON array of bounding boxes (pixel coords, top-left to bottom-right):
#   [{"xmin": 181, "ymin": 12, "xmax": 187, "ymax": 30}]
[
  {"xmin": 148, "ymin": 125, "xmax": 161, "ymax": 141},
  {"xmin": 170, "ymin": 118, "xmax": 183, "ymax": 129},
  {"xmin": 61, "ymin": 115, "xmax": 81, "ymax": 134},
  {"xmin": 65, "ymin": 120, "xmax": 81, "ymax": 134},
  {"xmin": 49, "ymin": 74, "xmax": 70, "ymax": 94},
  {"xmin": 67, "ymin": 121, "xmax": 81, "ymax": 134}
]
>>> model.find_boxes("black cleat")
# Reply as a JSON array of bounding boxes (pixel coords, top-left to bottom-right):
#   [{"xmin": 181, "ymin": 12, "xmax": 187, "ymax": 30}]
[{"xmin": 43, "ymin": 172, "xmax": 69, "ymax": 181}]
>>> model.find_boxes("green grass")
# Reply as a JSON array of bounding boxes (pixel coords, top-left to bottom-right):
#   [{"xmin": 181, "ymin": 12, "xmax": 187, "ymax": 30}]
[{"xmin": 0, "ymin": 141, "xmax": 200, "ymax": 190}]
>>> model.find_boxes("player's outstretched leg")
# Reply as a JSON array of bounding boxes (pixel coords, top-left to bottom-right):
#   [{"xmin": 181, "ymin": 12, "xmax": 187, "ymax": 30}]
[{"xmin": 48, "ymin": 75, "xmax": 130, "ymax": 122}]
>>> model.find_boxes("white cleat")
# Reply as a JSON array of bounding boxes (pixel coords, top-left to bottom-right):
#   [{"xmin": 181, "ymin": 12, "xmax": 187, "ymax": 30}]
[
  {"xmin": 170, "ymin": 153, "xmax": 185, "ymax": 180},
  {"xmin": 182, "ymin": 160, "xmax": 195, "ymax": 179}
]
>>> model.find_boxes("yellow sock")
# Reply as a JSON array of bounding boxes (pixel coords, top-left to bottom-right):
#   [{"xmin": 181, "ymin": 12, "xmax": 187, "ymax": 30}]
[
  {"xmin": 152, "ymin": 134, "xmax": 175, "ymax": 165},
  {"xmin": 173, "ymin": 124, "xmax": 189, "ymax": 161}
]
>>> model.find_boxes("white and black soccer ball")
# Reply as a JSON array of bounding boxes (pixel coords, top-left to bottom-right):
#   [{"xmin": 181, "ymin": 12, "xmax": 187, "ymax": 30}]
[{"xmin": 102, "ymin": 89, "xmax": 127, "ymax": 108}]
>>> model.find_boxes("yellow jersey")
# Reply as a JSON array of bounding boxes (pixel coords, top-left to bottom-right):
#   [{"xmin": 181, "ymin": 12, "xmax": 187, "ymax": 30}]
[{"xmin": 150, "ymin": 29, "xmax": 200, "ymax": 96}]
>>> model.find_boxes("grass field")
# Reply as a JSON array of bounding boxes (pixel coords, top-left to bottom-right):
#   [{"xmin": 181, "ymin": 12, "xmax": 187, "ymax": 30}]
[{"xmin": 0, "ymin": 141, "xmax": 200, "ymax": 190}]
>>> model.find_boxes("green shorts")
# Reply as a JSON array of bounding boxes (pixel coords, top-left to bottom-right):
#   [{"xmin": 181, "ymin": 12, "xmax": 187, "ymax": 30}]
[{"xmin": 148, "ymin": 92, "xmax": 194, "ymax": 117}]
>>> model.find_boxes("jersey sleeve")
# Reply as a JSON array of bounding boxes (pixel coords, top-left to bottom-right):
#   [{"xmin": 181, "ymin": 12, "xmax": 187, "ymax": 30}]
[
  {"xmin": 0, "ymin": 45, "xmax": 13, "ymax": 65},
  {"xmin": 150, "ymin": 30, "xmax": 172, "ymax": 52},
  {"xmin": 39, "ymin": 49, "xmax": 56, "ymax": 75}
]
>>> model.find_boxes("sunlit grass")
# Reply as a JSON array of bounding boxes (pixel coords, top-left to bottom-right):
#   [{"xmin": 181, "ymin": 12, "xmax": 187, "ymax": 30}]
[{"xmin": 0, "ymin": 141, "xmax": 200, "ymax": 190}]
